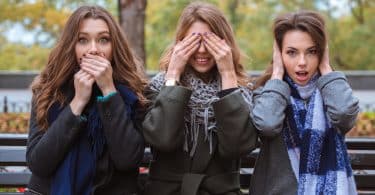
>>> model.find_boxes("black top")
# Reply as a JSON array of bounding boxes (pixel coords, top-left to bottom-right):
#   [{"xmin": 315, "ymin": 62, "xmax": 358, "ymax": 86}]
[{"xmin": 26, "ymin": 92, "xmax": 145, "ymax": 195}]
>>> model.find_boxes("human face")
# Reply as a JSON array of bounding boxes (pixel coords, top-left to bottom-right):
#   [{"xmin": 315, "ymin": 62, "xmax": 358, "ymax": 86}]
[
  {"xmin": 186, "ymin": 21, "xmax": 215, "ymax": 74},
  {"xmin": 281, "ymin": 30, "xmax": 319, "ymax": 86},
  {"xmin": 75, "ymin": 18, "xmax": 112, "ymax": 63}
]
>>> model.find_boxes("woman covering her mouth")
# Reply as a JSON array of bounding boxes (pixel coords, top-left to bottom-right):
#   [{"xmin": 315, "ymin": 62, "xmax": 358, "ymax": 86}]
[{"xmin": 250, "ymin": 10, "xmax": 359, "ymax": 195}]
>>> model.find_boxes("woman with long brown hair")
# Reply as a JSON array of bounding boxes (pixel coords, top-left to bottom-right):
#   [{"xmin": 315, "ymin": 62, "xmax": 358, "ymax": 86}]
[
  {"xmin": 142, "ymin": 2, "xmax": 257, "ymax": 195},
  {"xmin": 250, "ymin": 11, "xmax": 359, "ymax": 195},
  {"xmin": 26, "ymin": 5, "xmax": 146, "ymax": 195}
]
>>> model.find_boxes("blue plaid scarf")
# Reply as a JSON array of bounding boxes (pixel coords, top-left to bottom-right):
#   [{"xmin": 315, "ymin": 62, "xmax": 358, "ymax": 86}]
[
  {"xmin": 283, "ymin": 74, "xmax": 357, "ymax": 195},
  {"xmin": 49, "ymin": 84, "xmax": 138, "ymax": 195}
]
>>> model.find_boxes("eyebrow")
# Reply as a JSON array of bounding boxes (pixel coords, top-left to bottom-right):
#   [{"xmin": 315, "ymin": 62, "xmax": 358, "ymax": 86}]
[
  {"xmin": 286, "ymin": 46, "xmax": 316, "ymax": 50},
  {"xmin": 78, "ymin": 31, "xmax": 110, "ymax": 36}
]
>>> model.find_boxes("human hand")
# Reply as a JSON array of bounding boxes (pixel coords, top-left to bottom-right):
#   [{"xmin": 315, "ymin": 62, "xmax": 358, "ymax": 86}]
[
  {"xmin": 203, "ymin": 33, "xmax": 235, "ymax": 76},
  {"xmin": 203, "ymin": 32, "xmax": 237, "ymax": 88},
  {"xmin": 319, "ymin": 45, "xmax": 333, "ymax": 75},
  {"xmin": 70, "ymin": 70, "xmax": 95, "ymax": 115},
  {"xmin": 166, "ymin": 33, "xmax": 201, "ymax": 81},
  {"xmin": 80, "ymin": 53, "xmax": 116, "ymax": 96},
  {"xmin": 271, "ymin": 41, "xmax": 284, "ymax": 80}
]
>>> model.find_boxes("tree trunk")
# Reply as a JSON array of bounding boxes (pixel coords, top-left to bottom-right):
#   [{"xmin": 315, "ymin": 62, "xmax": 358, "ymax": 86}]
[{"xmin": 118, "ymin": 0, "xmax": 147, "ymax": 66}]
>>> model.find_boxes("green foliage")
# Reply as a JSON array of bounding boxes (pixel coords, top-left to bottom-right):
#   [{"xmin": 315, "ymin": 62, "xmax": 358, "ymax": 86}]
[
  {"xmin": 145, "ymin": 0, "xmax": 375, "ymax": 70},
  {"xmin": 0, "ymin": 0, "xmax": 117, "ymax": 70},
  {"xmin": 0, "ymin": 0, "xmax": 374, "ymax": 71}
]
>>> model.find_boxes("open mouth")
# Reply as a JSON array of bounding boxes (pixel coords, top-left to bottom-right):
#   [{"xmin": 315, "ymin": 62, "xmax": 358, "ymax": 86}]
[
  {"xmin": 294, "ymin": 70, "xmax": 310, "ymax": 83},
  {"xmin": 296, "ymin": 71, "xmax": 308, "ymax": 77}
]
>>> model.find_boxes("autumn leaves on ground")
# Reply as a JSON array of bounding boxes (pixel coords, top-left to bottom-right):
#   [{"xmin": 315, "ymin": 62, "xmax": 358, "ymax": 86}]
[{"xmin": 0, "ymin": 112, "xmax": 374, "ymax": 137}]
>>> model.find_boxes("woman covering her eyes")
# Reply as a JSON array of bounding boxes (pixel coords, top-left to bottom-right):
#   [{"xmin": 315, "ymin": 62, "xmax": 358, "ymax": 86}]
[
  {"xmin": 250, "ymin": 10, "xmax": 359, "ymax": 195},
  {"xmin": 25, "ymin": 5, "xmax": 147, "ymax": 195},
  {"xmin": 141, "ymin": 2, "xmax": 257, "ymax": 195}
]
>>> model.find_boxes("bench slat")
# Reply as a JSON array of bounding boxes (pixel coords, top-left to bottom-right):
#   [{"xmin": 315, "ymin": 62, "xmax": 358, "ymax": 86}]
[
  {"xmin": 0, "ymin": 172, "xmax": 30, "ymax": 187},
  {"xmin": 1, "ymin": 147, "xmax": 374, "ymax": 169}
]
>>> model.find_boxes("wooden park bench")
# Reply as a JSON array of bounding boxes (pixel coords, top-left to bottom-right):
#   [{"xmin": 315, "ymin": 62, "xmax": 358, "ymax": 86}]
[{"xmin": 0, "ymin": 134, "xmax": 374, "ymax": 195}]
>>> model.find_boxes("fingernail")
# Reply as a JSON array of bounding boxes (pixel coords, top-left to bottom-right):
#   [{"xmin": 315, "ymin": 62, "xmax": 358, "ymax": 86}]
[{"xmin": 204, "ymin": 32, "xmax": 208, "ymax": 36}]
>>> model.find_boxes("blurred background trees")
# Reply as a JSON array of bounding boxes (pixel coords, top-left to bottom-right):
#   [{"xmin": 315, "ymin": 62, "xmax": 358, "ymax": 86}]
[{"xmin": 0, "ymin": 0, "xmax": 374, "ymax": 71}]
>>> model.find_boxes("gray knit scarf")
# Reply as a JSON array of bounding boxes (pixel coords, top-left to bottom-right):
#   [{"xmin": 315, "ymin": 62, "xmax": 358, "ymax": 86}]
[{"xmin": 148, "ymin": 68, "xmax": 253, "ymax": 157}]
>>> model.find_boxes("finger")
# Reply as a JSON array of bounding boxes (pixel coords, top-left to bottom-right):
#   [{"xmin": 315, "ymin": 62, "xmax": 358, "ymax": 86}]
[
  {"xmin": 184, "ymin": 39, "xmax": 201, "ymax": 57},
  {"xmin": 82, "ymin": 56, "xmax": 109, "ymax": 67},
  {"xmin": 208, "ymin": 32, "xmax": 223, "ymax": 43},
  {"xmin": 80, "ymin": 63, "xmax": 101, "ymax": 77},
  {"xmin": 74, "ymin": 69, "xmax": 85, "ymax": 80},
  {"xmin": 204, "ymin": 33, "xmax": 226, "ymax": 51},
  {"xmin": 203, "ymin": 40, "xmax": 217, "ymax": 57},
  {"xmin": 203, "ymin": 35, "xmax": 222, "ymax": 55},
  {"xmin": 181, "ymin": 33, "xmax": 200, "ymax": 47}
]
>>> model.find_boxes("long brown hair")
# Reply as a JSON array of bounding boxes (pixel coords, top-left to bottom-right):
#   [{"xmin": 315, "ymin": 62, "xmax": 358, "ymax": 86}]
[
  {"xmin": 159, "ymin": 2, "xmax": 250, "ymax": 86},
  {"xmin": 31, "ymin": 5, "xmax": 147, "ymax": 130},
  {"xmin": 255, "ymin": 10, "xmax": 327, "ymax": 88}
]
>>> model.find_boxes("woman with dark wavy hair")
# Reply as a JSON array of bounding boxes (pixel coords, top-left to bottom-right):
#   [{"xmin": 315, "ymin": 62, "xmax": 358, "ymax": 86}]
[
  {"xmin": 142, "ymin": 2, "xmax": 257, "ymax": 194},
  {"xmin": 26, "ymin": 5, "xmax": 146, "ymax": 195},
  {"xmin": 250, "ymin": 11, "xmax": 359, "ymax": 195}
]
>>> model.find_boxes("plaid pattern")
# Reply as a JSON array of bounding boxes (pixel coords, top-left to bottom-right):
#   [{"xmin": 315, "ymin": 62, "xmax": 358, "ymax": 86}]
[{"xmin": 283, "ymin": 75, "xmax": 357, "ymax": 195}]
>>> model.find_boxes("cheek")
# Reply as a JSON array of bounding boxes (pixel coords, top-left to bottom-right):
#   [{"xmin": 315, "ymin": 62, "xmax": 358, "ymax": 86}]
[
  {"xmin": 308, "ymin": 56, "xmax": 319, "ymax": 70},
  {"xmin": 75, "ymin": 45, "xmax": 84, "ymax": 61},
  {"xmin": 104, "ymin": 46, "xmax": 113, "ymax": 61},
  {"xmin": 281, "ymin": 54, "xmax": 295, "ymax": 74}
]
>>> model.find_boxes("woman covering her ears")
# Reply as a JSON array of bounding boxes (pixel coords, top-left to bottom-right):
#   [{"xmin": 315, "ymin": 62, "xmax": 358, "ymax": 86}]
[{"xmin": 250, "ymin": 10, "xmax": 359, "ymax": 195}]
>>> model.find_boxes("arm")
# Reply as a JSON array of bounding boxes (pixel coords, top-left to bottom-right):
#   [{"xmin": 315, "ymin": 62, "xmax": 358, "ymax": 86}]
[
  {"xmin": 142, "ymin": 86, "xmax": 192, "ymax": 152},
  {"xmin": 251, "ymin": 79, "xmax": 290, "ymax": 137},
  {"xmin": 26, "ymin": 103, "xmax": 84, "ymax": 177},
  {"xmin": 317, "ymin": 71, "xmax": 359, "ymax": 134},
  {"xmin": 97, "ymin": 93, "xmax": 145, "ymax": 170},
  {"xmin": 213, "ymin": 89, "xmax": 258, "ymax": 159}
]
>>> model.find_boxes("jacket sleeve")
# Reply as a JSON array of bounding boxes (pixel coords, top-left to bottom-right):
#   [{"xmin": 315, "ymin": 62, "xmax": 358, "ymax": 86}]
[
  {"xmin": 97, "ymin": 93, "xmax": 145, "ymax": 171},
  {"xmin": 213, "ymin": 89, "xmax": 258, "ymax": 158},
  {"xmin": 26, "ymin": 102, "xmax": 84, "ymax": 177},
  {"xmin": 142, "ymin": 86, "xmax": 192, "ymax": 152},
  {"xmin": 251, "ymin": 79, "xmax": 291, "ymax": 137},
  {"xmin": 317, "ymin": 71, "xmax": 359, "ymax": 134}
]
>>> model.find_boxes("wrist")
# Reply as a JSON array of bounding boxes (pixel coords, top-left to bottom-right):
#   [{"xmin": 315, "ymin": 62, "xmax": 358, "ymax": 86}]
[
  {"xmin": 221, "ymin": 71, "xmax": 238, "ymax": 89},
  {"xmin": 165, "ymin": 70, "xmax": 181, "ymax": 82},
  {"xmin": 271, "ymin": 70, "xmax": 284, "ymax": 80},
  {"xmin": 70, "ymin": 98, "xmax": 86, "ymax": 115},
  {"xmin": 320, "ymin": 64, "xmax": 333, "ymax": 75},
  {"xmin": 101, "ymin": 85, "xmax": 116, "ymax": 96}
]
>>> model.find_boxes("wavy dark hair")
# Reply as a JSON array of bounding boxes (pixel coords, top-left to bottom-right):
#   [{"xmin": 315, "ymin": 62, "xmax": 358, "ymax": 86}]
[
  {"xmin": 31, "ymin": 5, "xmax": 148, "ymax": 130},
  {"xmin": 255, "ymin": 10, "xmax": 327, "ymax": 88}
]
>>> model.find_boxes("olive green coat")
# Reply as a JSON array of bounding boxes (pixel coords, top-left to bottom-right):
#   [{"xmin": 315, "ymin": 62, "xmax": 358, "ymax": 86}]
[{"xmin": 142, "ymin": 86, "xmax": 257, "ymax": 195}]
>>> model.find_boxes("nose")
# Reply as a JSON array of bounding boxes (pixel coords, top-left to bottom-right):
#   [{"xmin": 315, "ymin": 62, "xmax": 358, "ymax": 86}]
[
  {"xmin": 298, "ymin": 54, "xmax": 307, "ymax": 67},
  {"xmin": 198, "ymin": 40, "xmax": 207, "ymax": 53},
  {"xmin": 88, "ymin": 41, "xmax": 99, "ymax": 55}
]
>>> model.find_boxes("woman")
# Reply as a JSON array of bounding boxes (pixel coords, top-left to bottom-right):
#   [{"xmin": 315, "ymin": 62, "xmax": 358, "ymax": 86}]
[
  {"xmin": 142, "ymin": 2, "xmax": 257, "ymax": 195},
  {"xmin": 26, "ymin": 5, "xmax": 146, "ymax": 195},
  {"xmin": 250, "ymin": 11, "xmax": 359, "ymax": 195}
]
